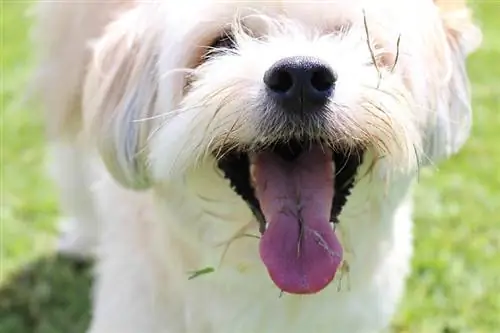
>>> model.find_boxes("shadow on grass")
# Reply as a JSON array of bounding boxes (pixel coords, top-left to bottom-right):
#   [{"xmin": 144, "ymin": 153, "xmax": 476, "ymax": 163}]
[{"xmin": 0, "ymin": 255, "xmax": 93, "ymax": 333}]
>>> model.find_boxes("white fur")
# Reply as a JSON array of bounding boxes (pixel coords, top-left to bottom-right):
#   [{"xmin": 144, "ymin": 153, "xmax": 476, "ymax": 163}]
[
  {"xmin": 31, "ymin": 0, "xmax": 481, "ymax": 332},
  {"xmin": 48, "ymin": 141, "xmax": 99, "ymax": 257}
]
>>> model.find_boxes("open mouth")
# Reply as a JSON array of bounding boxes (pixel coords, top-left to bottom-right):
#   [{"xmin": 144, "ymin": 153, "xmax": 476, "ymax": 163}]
[{"xmin": 217, "ymin": 140, "xmax": 363, "ymax": 295}]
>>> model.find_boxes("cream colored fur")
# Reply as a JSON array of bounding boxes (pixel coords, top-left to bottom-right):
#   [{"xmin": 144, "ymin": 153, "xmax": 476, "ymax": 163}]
[{"xmin": 31, "ymin": 0, "xmax": 481, "ymax": 332}]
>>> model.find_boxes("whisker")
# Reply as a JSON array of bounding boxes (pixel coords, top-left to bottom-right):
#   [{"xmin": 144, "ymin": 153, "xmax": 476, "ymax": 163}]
[
  {"xmin": 362, "ymin": 9, "xmax": 382, "ymax": 88},
  {"xmin": 390, "ymin": 34, "xmax": 401, "ymax": 73}
]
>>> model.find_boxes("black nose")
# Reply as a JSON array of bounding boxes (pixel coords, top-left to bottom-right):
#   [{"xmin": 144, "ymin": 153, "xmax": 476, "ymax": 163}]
[{"xmin": 264, "ymin": 56, "xmax": 336, "ymax": 111}]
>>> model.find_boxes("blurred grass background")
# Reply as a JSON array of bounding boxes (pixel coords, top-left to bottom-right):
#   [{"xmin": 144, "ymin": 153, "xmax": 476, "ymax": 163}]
[{"xmin": 1, "ymin": 2, "xmax": 499, "ymax": 333}]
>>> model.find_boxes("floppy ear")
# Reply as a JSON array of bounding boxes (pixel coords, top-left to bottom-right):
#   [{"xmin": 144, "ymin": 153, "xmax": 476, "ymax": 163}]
[
  {"xmin": 83, "ymin": 6, "xmax": 162, "ymax": 190},
  {"xmin": 424, "ymin": 0, "xmax": 482, "ymax": 163}
]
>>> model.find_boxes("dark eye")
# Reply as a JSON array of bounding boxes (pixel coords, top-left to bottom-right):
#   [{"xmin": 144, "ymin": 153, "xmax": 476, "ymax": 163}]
[
  {"xmin": 210, "ymin": 32, "xmax": 236, "ymax": 50},
  {"xmin": 201, "ymin": 32, "xmax": 237, "ymax": 62}
]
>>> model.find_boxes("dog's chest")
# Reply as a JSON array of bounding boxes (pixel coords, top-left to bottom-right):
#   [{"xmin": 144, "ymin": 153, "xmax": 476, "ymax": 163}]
[
  {"xmin": 167, "ymin": 168, "xmax": 415, "ymax": 332},
  {"xmin": 181, "ymin": 258, "xmax": 394, "ymax": 333},
  {"xmin": 172, "ymin": 207, "xmax": 413, "ymax": 333}
]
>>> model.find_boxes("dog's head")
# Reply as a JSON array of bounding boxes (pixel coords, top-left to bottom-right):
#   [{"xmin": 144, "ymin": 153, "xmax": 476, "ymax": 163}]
[{"xmin": 84, "ymin": 0, "xmax": 481, "ymax": 294}]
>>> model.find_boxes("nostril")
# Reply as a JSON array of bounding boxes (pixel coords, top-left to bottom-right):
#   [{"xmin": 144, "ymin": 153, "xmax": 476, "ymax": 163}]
[
  {"xmin": 265, "ymin": 69, "xmax": 294, "ymax": 94},
  {"xmin": 310, "ymin": 69, "xmax": 335, "ymax": 92}
]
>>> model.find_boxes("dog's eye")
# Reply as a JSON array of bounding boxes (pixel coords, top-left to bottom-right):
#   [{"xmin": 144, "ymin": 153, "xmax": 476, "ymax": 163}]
[
  {"xmin": 210, "ymin": 32, "xmax": 236, "ymax": 50},
  {"xmin": 201, "ymin": 32, "xmax": 237, "ymax": 62}
]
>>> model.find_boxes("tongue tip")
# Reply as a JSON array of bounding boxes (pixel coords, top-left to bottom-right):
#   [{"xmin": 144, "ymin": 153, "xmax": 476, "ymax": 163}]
[
  {"xmin": 259, "ymin": 229, "xmax": 343, "ymax": 295},
  {"xmin": 268, "ymin": 266, "xmax": 341, "ymax": 295}
]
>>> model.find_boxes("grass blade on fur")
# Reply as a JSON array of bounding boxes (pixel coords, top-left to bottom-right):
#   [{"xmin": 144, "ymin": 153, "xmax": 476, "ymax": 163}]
[{"xmin": 187, "ymin": 267, "xmax": 215, "ymax": 280}]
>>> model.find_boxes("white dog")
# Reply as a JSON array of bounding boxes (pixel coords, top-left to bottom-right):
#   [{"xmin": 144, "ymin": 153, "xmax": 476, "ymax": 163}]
[{"xmin": 31, "ymin": 0, "xmax": 481, "ymax": 332}]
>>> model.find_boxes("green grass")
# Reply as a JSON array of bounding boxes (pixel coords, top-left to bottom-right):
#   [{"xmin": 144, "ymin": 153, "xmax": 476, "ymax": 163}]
[{"xmin": 1, "ymin": 2, "xmax": 499, "ymax": 333}]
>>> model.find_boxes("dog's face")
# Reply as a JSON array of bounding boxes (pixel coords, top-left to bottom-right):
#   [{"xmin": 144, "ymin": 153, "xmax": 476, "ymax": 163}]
[{"xmin": 85, "ymin": 0, "xmax": 480, "ymax": 295}]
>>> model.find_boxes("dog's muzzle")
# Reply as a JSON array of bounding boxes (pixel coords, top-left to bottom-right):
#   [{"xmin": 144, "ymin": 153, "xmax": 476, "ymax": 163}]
[{"xmin": 214, "ymin": 56, "xmax": 363, "ymax": 296}]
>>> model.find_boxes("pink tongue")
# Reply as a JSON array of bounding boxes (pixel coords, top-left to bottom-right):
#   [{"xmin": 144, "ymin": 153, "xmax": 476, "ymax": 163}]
[{"xmin": 252, "ymin": 146, "xmax": 343, "ymax": 295}]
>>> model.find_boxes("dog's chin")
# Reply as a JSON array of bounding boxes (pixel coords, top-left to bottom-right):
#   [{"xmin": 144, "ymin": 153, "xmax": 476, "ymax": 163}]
[{"xmin": 217, "ymin": 139, "xmax": 364, "ymax": 295}]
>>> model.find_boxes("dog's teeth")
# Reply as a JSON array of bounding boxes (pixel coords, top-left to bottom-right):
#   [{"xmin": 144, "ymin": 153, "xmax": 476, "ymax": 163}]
[{"xmin": 250, "ymin": 164, "xmax": 256, "ymax": 185}]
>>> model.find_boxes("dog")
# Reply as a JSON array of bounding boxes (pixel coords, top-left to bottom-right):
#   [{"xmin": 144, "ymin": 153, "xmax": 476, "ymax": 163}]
[{"xmin": 30, "ymin": 0, "xmax": 481, "ymax": 332}]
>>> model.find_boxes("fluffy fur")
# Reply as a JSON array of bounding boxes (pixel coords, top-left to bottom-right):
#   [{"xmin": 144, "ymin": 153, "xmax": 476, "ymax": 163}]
[{"xmin": 31, "ymin": 0, "xmax": 481, "ymax": 332}]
